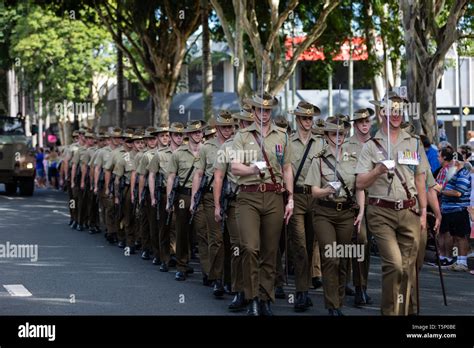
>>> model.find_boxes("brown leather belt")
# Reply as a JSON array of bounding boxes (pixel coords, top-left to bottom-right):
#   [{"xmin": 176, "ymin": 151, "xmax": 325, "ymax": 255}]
[
  {"xmin": 368, "ymin": 197, "xmax": 416, "ymax": 211},
  {"xmin": 239, "ymin": 183, "xmax": 282, "ymax": 193},
  {"xmin": 317, "ymin": 200, "xmax": 352, "ymax": 211},
  {"xmin": 294, "ymin": 186, "xmax": 311, "ymax": 194}
]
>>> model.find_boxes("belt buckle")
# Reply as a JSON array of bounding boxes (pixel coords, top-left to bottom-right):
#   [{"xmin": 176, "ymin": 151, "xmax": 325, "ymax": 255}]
[
  {"xmin": 259, "ymin": 183, "xmax": 267, "ymax": 192},
  {"xmin": 394, "ymin": 200, "xmax": 403, "ymax": 211},
  {"xmin": 336, "ymin": 202, "xmax": 343, "ymax": 211}
]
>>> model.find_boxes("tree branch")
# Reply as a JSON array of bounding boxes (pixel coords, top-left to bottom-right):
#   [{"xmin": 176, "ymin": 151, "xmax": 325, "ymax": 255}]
[
  {"xmin": 210, "ymin": 0, "xmax": 235, "ymax": 53},
  {"xmin": 264, "ymin": 0, "xmax": 298, "ymax": 53},
  {"xmin": 271, "ymin": 0, "xmax": 339, "ymax": 93},
  {"xmin": 94, "ymin": 3, "xmax": 152, "ymax": 92}
]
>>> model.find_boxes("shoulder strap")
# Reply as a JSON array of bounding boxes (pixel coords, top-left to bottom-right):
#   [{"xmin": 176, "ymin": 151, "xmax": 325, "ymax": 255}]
[
  {"xmin": 320, "ymin": 156, "xmax": 353, "ymax": 201},
  {"xmin": 371, "ymin": 138, "xmax": 412, "ymax": 199},
  {"xmin": 294, "ymin": 139, "xmax": 314, "ymax": 188},
  {"xmin": 181, "ymin": 163, "xmax": 195, "ymax": 188},
  {"xmin": 252, "ymin": 132, "xmax": 278, "ymax": 186}
]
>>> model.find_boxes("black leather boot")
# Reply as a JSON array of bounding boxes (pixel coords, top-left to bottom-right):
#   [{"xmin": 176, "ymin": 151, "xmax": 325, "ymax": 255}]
[
  {"xmin": 247, "ymin": 297, "xmax": 260, "ymax": 316},
  {"xmin": 228, "ymin": 292, "xmax": 246, "ymax": 312},
  {"xmin": 260, "ymin": 300, "xmax": 273, "ymax": 316}
]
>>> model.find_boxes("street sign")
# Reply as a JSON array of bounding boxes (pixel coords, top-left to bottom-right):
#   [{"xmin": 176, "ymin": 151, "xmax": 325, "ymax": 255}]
[{"xmin": 437, "ymin": 107, "xmax": 474, "ymax": 116}]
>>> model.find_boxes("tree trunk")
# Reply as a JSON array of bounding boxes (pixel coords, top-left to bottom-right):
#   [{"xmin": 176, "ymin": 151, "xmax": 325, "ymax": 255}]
[
  {"xmin": 153, "ymin": 93, "xmax": 171, "ymax": 126},
  {"xmin": 201, "ymin": 0, "xmax": 213, "ymax": 121},
  {"xmin": 116, "ymin": 31, "xmax": 124, "ymax": 128}
]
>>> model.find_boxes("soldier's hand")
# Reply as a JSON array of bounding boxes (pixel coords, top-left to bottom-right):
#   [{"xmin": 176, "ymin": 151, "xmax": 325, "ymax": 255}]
[
  {"xmin": 166, "ymin": 203, "xmax": 173, "ymax": 213},
  {"xmin": 94, "ymin": 187, "xmax": 98, "ymax": 194},
  {"xmin": 375, "ymin": 163, "xmax": 389, "ymax": 175},
  {"xmin": 130, "ymin": 193, "xmax": 134, "ymax": 204},
  {"xmin": 80, "ymin": 182, "xmax": 85, "ymax": 190},
  {"xmin": 354, "ymin": 212, "xmax": 364, "ymax": 234},
  {"xmin": 284, "ymin": 199, "xmax": 294, "ymax": 225},
  {"xmin": 151, "ymin": 198, "xmax": 156, "ymax": 207},
  {"xmin": 114, "ymin": 197, "xmax": 119, "ymax": 205},
  {"xmin": 323, "ymin": 184, "xmax": 336, "ymax": 196},
  {"xmin": 434, "ymin": 213, "xmax": 441, "ymax": 234},
  {"xmin": 250, "ymin": 164, "xmax": 261, "ymax": 176},
  {"xmin": 105, "ymin": 189, "xmax": 109, "ymax": 196},
  {"xmin": 214, "ymin": 206, "xmax": 222, "ymax": 223},
  {"xmin": 420, "ymin": 209, "xmax": 427, "ymax": 231},
  {"xmin": 189, "ymin": 202, "xmax": 194, "ymax": 214}
]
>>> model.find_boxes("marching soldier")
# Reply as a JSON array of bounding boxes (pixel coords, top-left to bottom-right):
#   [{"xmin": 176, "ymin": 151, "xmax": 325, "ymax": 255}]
[
  {"xmin": 62, "ymin": 130, "xmax": 80, "ymax": 228},
  {"xmin": 288, "ymin": 101, "xmax": 325, "ymax": 312},
  {"xmin": 70, "ymin": 128, "xmax": 88, "ymax": 231},
  {"xmin": 136, "ymin": 126, "xmax": 169, "ymax": 264},
  {"xmin": 231, "ymin": 92, "xmax": 294, "ymax": 316},
  {"xmin": 80, "ymin": 132, "xmax": 99, "ymax": 233},
  {"xmin": 191, "ymin": 111, "xmax": 235, "ymax": 297},
  {"xmin": 347, "ymin": 108, "xmax": 375, "ymax": 306},
  {"xmin": 356, "ymin": 92, "xmax": 428, "ymax": 315},
  {"xmin": 149, "ymin": 122, "xmax": 184, "ymax": 273},
  {"xmin": 305, "ymin": 116, "xmax": 365, "ymax": 316},
  {"xmin": 103, "ymin": 128, "xmax": 125, "ymax": 244},
  {"xmin": 112, "ymin": 129, "xmax": 138, "ymax": 254},
  {"xmin": 166, "ymin": 120, "xmax": 209, "ymax": 281},
  {"xmin": 213, "ymin": 106, "xmax": 255, "ymax": 311},
  {"xmin": 93, "ymin": 132, "xmax": 112, "ymax": 235}
]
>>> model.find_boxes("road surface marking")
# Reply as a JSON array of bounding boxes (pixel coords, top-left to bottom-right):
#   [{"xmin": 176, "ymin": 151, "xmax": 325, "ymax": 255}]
[
  {"xmin": 52, "ymin": 209, "xmax": 70, "ymax": 217},
  {"xmin": 3, "ymin": 284, "xmax": 33, "ymax": 297}
]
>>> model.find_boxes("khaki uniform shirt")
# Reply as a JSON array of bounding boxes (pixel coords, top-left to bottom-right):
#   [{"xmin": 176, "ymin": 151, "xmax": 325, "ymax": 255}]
[
  {"xmin": 305, "ymin": 142, "xmax": 358, "ymax": 202},
  {"xmin": 346, "ymin": 134, "xmax": 366, "ymax": 158},
  {"xmin": 168, "ymin": 145, "xmax": 200, "ymax": 189},
  {"xmin": 196, "ymin": 138, "xmax": 222, "ymax": 178},
  {"xmin": 103, "ymin": 146, "xmax": 124, "ymax": 172},
  {"xmin": 355, "ymin": 129, "xmax": 429, "ymax": 201},
  {"xmin": 94, "ymin": 146, "xmax": 112, "ymax": 169},
  {"xmin": 137, "ymin": 148, "xmax": 158, "ymax": 176},
  {"xmin": 148, "ymin": 147, "xmax": 173, "ymax": 187},
  {"xmin": 113, "ymin": 149, "xmax": 137, "ymax": 182},
  {"xmin": 214, "ymin": 138, "xmax": 239, "ymax": 185},
  {"xmin": 232, "ymin": 123, "xmax": 291, "ymax": 185},
  {"xmin": 290, "ymin": 131, "xmax": 325, "ymax": 187}
]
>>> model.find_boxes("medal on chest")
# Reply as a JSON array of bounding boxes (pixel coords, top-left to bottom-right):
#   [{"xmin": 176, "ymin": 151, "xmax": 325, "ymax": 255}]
[{"xmin": 398, "ymin": 150, "xmax": 419, "ymax": 165}]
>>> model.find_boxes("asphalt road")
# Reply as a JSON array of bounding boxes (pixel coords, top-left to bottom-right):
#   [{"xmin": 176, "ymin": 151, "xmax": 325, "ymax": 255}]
[{"xmin": 0, "ymin": 184, "xmax": 473, "ymax": 316}]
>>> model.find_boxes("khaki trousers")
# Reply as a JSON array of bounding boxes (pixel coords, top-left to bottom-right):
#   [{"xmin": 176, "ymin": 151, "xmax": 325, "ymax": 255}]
[
  {"xmin": 226, "ymin": 200, "xmax": 244, "ymax": 292},
  {"xmin": 237, "ymin": 191, "xmax": 284, "ymax": 302},
  {"xmin": 175, "ymin": 193, "xmax": 209, "ymax": 274},
  {"xmin": 352, "ymin": 213, "xmax": 371, "ymax": 288},
  {"xmin": 203, "ymin": 192, "xmax": 225, "ymax": 280},
  {"xmin": 314, "ymin": 205, "xmax": 354, "ymax": 309},
  {"xmin": 367, "ymin": 205, "xmax": 420, "ymax": 316},
  {"xmin": 288, "ymin": 193, "xmax": 315, "ymax": 291}
]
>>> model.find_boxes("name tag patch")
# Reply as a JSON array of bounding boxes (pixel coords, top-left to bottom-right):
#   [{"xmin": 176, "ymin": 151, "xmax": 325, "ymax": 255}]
[{"xmin": 398, "ymin": 151, "xmax": 419, "ymax": 165}]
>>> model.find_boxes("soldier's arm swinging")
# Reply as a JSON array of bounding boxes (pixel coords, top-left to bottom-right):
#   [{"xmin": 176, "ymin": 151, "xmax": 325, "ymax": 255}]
[
  {"xmin": 213, "ymin": 168, "xmax": 224, "ymax": 223},
  {"xmin": 130, "ymin": 171, "xmax": 137, "ymax": 203},
  {"xmin": 80, "ymin": 162, "xmax": 87, "ymax": 190},
  {"xmin": 104, "ymin": 170, "xmax": 111, "ymax": 195},
  {"xmin": 138, "ymin": 174, "xmax": 146, "ymax": 203},
  {"xmin": 190, "ymin": 168, "xmax": 204, "ymax": 211},
  {"xmin": 148, "ymin": 173, "xmax": 156, "ymax": 206},
  {"xmin": 94, "ymin": 165, "xmax": 101, "ymax": 194},
  {"xmin": 283, "ymin": 163, "xmax": 294, "ymax": 224},
  {"xmin": 415, "ymin": 172, "xmax": 427, "ymax": 230},
  {"xmin": 71, "ymin": 162, "xmax": 77, "ymax": 188},
  {"xmin": 354, "ymin": 188, "xmax": 365, "ymax": 233},
  {"xmin": 166, "ymin": 172, "xmax": 176, "ymax": 211}
]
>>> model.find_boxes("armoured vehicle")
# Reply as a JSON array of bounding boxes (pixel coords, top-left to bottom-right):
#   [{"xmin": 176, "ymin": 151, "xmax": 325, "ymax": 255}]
[{"xmin": 0, "ymin": 115, "xmax": 36, "ymax": 195}]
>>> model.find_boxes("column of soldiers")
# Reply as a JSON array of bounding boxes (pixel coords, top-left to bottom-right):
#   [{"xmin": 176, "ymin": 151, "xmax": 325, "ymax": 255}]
[{"xmin": 61, "ymin": 90, "xmax": 432, "ymax": 316}]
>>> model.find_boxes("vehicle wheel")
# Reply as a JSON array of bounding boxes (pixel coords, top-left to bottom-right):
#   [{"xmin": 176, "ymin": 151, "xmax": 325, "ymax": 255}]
[
  {"xmin": 19, "ymin": 178, "xmax": 34, "ymax": 196},
  {"xmin": 5, "ymin": 183, "xmax": 17, "ymax": 195}
]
